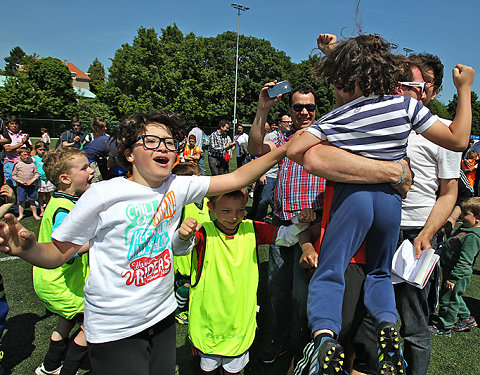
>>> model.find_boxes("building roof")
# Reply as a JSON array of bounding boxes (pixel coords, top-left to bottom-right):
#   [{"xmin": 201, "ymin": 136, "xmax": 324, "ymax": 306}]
[
  {"xmin": 0, "ymin": 75, "xmax": 7, "ymax": 87},
  {"xmin": 64, "ymin": 61, "xmax": 90, "ymax": 80},
  {"xmin": 74, "ymin": 86, "xmax": 96, "ymax": 98}
]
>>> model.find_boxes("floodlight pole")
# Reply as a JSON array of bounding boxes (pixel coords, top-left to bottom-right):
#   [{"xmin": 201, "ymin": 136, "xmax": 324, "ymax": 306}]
[
  {"xmin": 403, "ymin": 47, "xmax": 413, "ymax": 56},
  {"xmin": 231, "ymin": 3, "xmax": 249, "ymax": 137}
]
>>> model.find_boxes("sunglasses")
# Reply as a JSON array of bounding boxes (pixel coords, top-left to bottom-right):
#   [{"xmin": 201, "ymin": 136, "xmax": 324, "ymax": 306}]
[
  {"xmin": 399, "ymin": 82, "xmax": 426, "ymax": 95},
  {"xmin": 132, "ymin": 135, "xmax": 180, "ymax": 151},
  {"xmin": 292, "ymin": 104, "xmax": 316, "ymax": 112}
]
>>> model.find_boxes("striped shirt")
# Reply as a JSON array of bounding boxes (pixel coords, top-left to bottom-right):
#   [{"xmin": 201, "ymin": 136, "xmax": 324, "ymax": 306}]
[
  {"xmin": 274, "ymin": 131, "xmax": 326, "ymax": 220},
  {"xmin": 307, "ymin": 95, "xmax": 436, "ymax": 161}
]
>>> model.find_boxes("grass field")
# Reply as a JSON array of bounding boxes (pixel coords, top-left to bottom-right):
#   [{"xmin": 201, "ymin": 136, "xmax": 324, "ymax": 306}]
[{"xmin": 1, "ymin": 156, "xmax": 480, "ymax": 374}]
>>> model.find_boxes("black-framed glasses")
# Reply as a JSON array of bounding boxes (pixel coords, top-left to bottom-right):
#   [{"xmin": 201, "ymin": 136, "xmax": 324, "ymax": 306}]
[
  {"xmin": 292, "ymin": 104, "xmax": 316, "ymax": 112},
  {"xmin": 132, "ymin": 135, "xmax": 180, "ymax": 151},
  {"xmin": 399, "ymin": 81, "xmax": 426, "ymax": 95}
]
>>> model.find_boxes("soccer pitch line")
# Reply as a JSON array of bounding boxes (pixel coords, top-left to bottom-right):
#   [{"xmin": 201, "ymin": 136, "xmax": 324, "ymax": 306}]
[{"xmin": 0, "ymin": 256, "xmax": 19, "ymax": 262}]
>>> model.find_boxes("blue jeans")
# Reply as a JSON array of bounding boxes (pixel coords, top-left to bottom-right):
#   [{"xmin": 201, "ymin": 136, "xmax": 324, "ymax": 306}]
[
  {"xmin": 198, "ymin": 153, "xmax": 206, "ymax": 176},
  {"xmin": 256, "ymin": 177, "xmax": 276, "ymax": 221},
  {"xmin": 268, "ymin": 215, "xmax": 312, "ymax": 348}
]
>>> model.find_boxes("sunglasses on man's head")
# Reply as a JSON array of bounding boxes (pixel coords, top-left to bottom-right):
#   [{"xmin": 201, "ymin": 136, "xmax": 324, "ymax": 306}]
[
  {"xmin": 399, "ymin": 82, "xmax": 426, "ymax": 95},
  {"xmin": 292, "ymin": 104, "xmax": 316, "ymax": 112}
]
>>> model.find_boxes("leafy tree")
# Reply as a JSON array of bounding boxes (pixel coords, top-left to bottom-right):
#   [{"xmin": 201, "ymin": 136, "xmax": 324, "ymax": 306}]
[
  {"xmin": 77, "ymin": 99, "xmax": 117, "ymax": 131},
  {"xmin": 428, "ymin": 98, "xmax": 451, "ymax": 120},
  {"xmin": 87, "ymin": 58, "xmax": 106, "ymax": 93},
  {"xmin": 4, "ymin": 46, "xmax": 26, "ymax": 75},
  {"xmin": 447, "ymin": 91, "xmax": 480, "ymax": 135},
  {"xmin": 0, "ymin": 57, "xmax": 78, "ymax": 119}
]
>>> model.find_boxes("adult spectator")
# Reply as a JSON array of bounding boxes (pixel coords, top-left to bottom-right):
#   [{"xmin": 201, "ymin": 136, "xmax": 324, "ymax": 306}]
[
  {"xmin": 58, "ymin": 117, "xmax": 86, "ymax": 149},
  {"xmin": 208, "ymin": 120, "xmax": 234, "ymax": 175},
  {"xmin": 1, "ymin": 115, "xmax": 32, "ymax": 187},
  {"xmin": 233, "ymin": 124, "xmax": 250, "ymax": 168},
  {"xmin": 188, "ymin": 120, "xmax": 206, "ymax": 175},
  {"xmin": 251, "ymin": 114, "xmax": 292, "ymax": 221},
  {"xmin": 248, "ymin": 84, "xmax": 325, "ymax": 365},
  {"xmin": 82, "ymin": 135, "xmax": 116, "ymax": 182}
]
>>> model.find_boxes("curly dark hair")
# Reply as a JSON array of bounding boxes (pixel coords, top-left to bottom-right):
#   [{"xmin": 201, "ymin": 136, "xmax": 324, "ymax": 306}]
[
  {"xmin": 315, "ymin": 34, "xmax": 400, "ymax": 97},
  {"xmin": 114, "ymin": 109, "xmax": 187, "ymax": 171},
  {"xmin": 409, "ymin": 53, "xmax": 444, "ymax": 91}
]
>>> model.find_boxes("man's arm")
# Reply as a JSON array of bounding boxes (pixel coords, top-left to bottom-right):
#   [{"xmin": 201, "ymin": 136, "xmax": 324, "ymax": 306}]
[
  {"xmin": 413, "ymin": 178, "xmax": 458, "ymax": 258},
  {"xmin": 248, "ymin": 82, "xmax": 283, "ymax": 157},
  {"xmin": 287, "ymin": 131, "xmax": 411, "ymax": 194}
]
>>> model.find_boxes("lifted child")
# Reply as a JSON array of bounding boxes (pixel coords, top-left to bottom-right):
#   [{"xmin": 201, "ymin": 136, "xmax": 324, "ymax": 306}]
[{"xmin": 174, "ymin": 189, "xmax": 314, "ymax": 375}]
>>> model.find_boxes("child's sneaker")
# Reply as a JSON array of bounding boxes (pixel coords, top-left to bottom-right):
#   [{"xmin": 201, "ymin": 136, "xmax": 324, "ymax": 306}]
[
  {"xmin": 258, "ymin": 339, "xmax": 288, "ymax": 364},
  {"xmin": 308, "ymin": 336, "xmax": 344, "ymax": 375},
  {"xmin": 376, "ymin": 322, "xmax": 407, "ymax": 375},
  {"xmin": 175, "ymin": 311, "xmax": 189, "ymax": 325},
  {"xmin": 35, "ymin": 363, "xmax": 62, "ymax": 375},
  {"xmin": 453, "ymin": 316, "xmax": 477, "ymax": 332},
  {"xmin": 429, "ymin": 324, "xmax": 452, "ymax": 337}
]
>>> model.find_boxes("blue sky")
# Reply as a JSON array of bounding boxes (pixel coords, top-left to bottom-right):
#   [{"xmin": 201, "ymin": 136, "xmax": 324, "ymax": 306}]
[{"xmin": 1, "ymin": 0, "xmax": 478, "ymax": 104}]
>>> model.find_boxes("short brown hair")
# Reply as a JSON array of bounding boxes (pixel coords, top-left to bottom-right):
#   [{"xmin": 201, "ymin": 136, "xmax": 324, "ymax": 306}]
[
  {"xmin": 43, "ymin": 147, "xmax": 87, "ymax": 186},
  {"xmin": 91, "ymin": 118, "xmax": 106, "ymax": 133},
  {"xmin": 18, "ymin": 147, "xmax": 30, "ymax": 154},
  {"xmin": 209, "ymin": 188, "xmax": 248, "ymax": 207},
  {"xmin": 172, "ymin": 162, "xmax": 201, "ymax": 176},
  {"xmin": 461, "ymin": 197, "xmax": 480, "ymax": 219}
]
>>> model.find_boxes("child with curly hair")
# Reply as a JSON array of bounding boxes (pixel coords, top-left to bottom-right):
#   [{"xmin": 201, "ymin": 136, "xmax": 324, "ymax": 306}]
[{"xmin": 287, "ymin": 33, "xmax": 474, "ymax": 375}]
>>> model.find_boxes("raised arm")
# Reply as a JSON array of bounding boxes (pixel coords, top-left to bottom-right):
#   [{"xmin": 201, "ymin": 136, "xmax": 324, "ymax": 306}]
[
  {"xmin": 421, "ymin": 64, "xmax": 474, "ymax": 151},
  {"xmin": 248, "ymin": 82, "xmax": 283, "ymax": 156},
  {"xmin": 0, "ymin": 214, "xmax": 82, "ymax": 268},
  {"xmin": 208, "ymin": 141, "xmax": 288, "ymax": 196}
]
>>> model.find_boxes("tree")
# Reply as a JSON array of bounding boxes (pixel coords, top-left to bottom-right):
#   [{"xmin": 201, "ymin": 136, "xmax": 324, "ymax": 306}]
[
  {"xmin": 428, "ymin": 98, "xmax": 451, "ymax": 120},
  {"xmin": 447, "ymin": 91, "xmax": 480, "ymax": 135},
  {"xmin": 4, "ymin": 46, "xmax": 26, "ymax": 75},
  {"xmin": 87, "ymin": 58, "xmax": 106, "ymax": 93},
  {"xmin": 0, "ymin": 57, "xmax": 78, "ymax": 119},
  {"xmin": 77, "ymin": 99, "xmax": 116, "ymax": 129}
]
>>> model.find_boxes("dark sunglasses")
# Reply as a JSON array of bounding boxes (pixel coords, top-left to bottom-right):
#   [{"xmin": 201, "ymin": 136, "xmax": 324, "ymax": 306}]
[
  {"xmin": 292, "ymin": 104, "xmax": 316, "ymax": 112},
  {"xmin": 132, "ymin": 135, "xmax": 180, "ymax": 151}
]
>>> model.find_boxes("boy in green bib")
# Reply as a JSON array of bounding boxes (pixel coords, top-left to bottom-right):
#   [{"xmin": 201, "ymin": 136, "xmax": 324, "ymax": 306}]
[
  {"xmin": 172, "ymin": 163, "xmax": 211, "ymax": 325},
  {"xmin": 174, "ymin": 189, "xmax": 315, "ymax": 374},
  {"xmin": 34, "ymin": 148, "xmax": 94, "ymax": 375}
]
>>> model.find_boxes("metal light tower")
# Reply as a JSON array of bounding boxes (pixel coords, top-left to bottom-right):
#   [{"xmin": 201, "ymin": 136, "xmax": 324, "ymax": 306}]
[
  {"xmin": 231, "ymin": 3, "xmax": 249, "ymax": 134},
  {"xmin": 403, "ymin": 47, "xmax": 413, "ymax": 56}
]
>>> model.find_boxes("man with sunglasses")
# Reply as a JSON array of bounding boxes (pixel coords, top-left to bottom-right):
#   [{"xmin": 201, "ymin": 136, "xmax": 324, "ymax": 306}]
[
  {"xmin": 58, "ymin": 117, "xmax": 86, "ymax": 149},
  {"xmin": 248, "ymin": 84, "xmax": 326, "ymax": 366}
]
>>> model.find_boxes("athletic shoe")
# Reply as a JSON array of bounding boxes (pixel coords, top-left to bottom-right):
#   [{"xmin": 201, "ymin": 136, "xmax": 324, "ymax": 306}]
[
  {"xmin": 308, "ymin": 336, "xmax": 344, "ymax": 375},
  {"xmin": 258, "ymin": 339, "xmax": 288, "ymax": 364},
  {"xmin": 376, "ymin": 322, "xmax": 407, "ymax": 375},
  {"xmin": 453, "ymin": 316, "xmax": 477, "ymax": 332},
  {"xmin": 175, "ymin": 311, "xmax": 189, "ymax": 325},
  {"xmin": 35, "ymin": 363, "xmax": 62, "ymax": 375},
  {"xmin": 429, "ymin": 324, "xmax": 452, "ymax": 337}
]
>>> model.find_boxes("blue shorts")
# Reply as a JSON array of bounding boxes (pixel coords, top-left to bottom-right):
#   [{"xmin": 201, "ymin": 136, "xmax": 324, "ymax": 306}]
[{"xmin": 18, "ymin": 184, "xmax": 38, "ymax": 201}]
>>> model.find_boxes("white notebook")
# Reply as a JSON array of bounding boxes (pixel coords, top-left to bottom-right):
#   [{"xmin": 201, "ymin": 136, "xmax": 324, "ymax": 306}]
[{"xmin": 391, "ymin": 239, "xmax": 440, "ymax": 289}]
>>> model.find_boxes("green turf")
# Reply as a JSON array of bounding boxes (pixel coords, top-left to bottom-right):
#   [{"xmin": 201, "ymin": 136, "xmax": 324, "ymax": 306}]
[{"xmin": 2, "ymin": 156, "xmax": 480, "ymax": 374}]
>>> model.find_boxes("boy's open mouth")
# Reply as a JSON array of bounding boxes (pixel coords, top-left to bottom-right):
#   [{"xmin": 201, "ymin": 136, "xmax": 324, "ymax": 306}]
[
  {"xmin": 154, "ymin": 156, "xmax": 170, "ymax": 165},
  {"xmin": 87, "ymin": 176, "xmax": 95, "ymax": 184}
]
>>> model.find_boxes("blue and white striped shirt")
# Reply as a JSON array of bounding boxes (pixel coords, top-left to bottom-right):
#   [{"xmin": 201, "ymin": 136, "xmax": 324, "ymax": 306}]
[{"xmin": 307, "ymin": 95, "xmax": 436, "ymax": 161}]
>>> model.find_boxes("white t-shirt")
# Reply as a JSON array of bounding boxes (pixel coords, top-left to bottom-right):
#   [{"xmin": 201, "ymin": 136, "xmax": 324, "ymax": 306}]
[
  {"xmin": 52, "ymin": 175, "xmax": 210, "ymax": 343},
  {"xmin": 401, "ymin": 118, "xmax": 461, "ymax": 227}
]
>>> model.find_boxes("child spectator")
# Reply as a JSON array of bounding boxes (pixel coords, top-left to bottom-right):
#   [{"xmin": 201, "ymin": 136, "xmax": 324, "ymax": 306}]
[
  {"xmin": 33, "ymin": 141, "xmax": 55, "ymax": 216},
  {"xmin": 171, "ymin": 162, "xmax": 210, "ymax": 325},
  {"xmin": 430, "ymin": 197, "xmax": 480, "ymax": 337},
  {"xmin": 287, "ymin": 34, "xmax": 474, "ymax": 374},
  {"xmin": 461, "ymin": 150, "xmax": 477, "ymax": 187},
  {"xmin": 183, "ymin": 135, "xmax": 201, "ymax": 164},
  {"xmin": 33, "ymin": 148, "xmax": 94, "ymax": 375},
  {"xmin": 0, "ymin": 109, "xmax": 289, "ymax": 375},
  {"xmin": 12, "ymin": 147, "xmax": 40, "ymax": 220},
  {"xmin": 174, "ymin": 189, "xmax": 313, "ymax": 375},
  {"xmin": 41, "ymin": 128, "xmax": 51, "ymax": 149}
]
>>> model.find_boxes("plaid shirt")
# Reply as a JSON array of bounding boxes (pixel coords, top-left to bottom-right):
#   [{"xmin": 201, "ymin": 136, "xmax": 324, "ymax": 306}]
[
  {"xmin": 274, "ymin": 131, "xmax": 326, "ymax": 220},
  {"xmin": 208, "ymin": 130, "xmax": 232, "ymax": 157}
]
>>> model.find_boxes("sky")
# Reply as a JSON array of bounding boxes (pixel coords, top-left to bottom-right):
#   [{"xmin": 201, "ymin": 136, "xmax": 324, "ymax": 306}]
[{"xmin": 1, "ymin": 0, "xmax": 478, "ymax": 104}]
